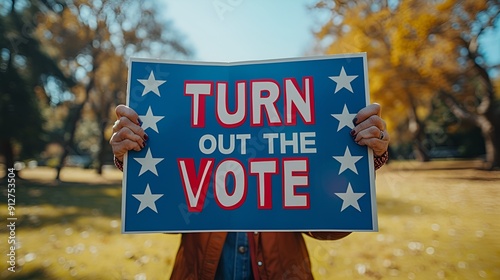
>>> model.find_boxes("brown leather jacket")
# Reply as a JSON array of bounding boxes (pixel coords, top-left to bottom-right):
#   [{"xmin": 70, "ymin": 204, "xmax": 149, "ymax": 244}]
[{"xmin": 169, "ymin": 231, "xmax": 351, "ymax": 279}]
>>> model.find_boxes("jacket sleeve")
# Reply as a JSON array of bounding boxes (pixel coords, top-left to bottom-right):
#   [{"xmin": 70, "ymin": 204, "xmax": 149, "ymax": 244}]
[
  {"xmin": 374, "ymin": 150, "xmax": 389, "ymax": 170},
  {"xmin": 304, "ymin": 232, "xmax": 352, "ymax": 240},
  {"xmin": 114, "ymin": 156, "xmax": 124, "ymax": 171}
]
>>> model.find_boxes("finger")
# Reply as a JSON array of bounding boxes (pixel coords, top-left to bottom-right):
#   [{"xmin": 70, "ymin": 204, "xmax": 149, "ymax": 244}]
[
  {"xmin": 380, "ymin": 130, "xmax": 390, "ymax": 142},
  {"xmin": 110, "ymin": 127, "xmax": 145, "ymax": 149},
  {"xmin": 116, "ymin": 104, "xmax": 141, "ymax": 126},
  {"xmin": 111, "ymin": 139, "xmax": 143, "ymax": 161},
  {"xmin": 353, "ymin": 103, "xmax": 381, "ymax": 125},
  {"xmin": 113, "ymin": 116, "xmax": 147, "ymax": 140},
  {"xmin": 117, "ymin": 139, "xmax": 143, "ymax": 152},
  {"xmin": 352, "ymin": 115, "xmax": 386, "ymax": 135},
  {"xmin": 353, "ymin": 126, "xmax": 383, "ymax": 142},
  {"xmin": 110, "ymin": 130, "xmax": 144, "ymax": 160},
  {"xmin": 356, "ymin": 137, "xmax": 389, "ymax": 156}
]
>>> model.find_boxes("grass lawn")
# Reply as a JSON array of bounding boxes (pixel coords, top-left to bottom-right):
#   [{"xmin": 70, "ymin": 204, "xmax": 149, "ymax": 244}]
[{"xmin": 0, "ymin": 160, "xmax": 499, "ymax": 279}]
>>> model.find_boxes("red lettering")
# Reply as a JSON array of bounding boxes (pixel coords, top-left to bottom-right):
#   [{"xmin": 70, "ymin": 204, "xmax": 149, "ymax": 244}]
[
  {"xmin": 249, "ymin": 159, "xmax": 279, "ymax": 209},
  {"xmin": 177, "ymin": 158, "xmax": 215, "ymax": 212},
  {"xmin": 250, "ymin": 80, "xmax": 282, "ymax": 126},
  {"xmin": 216, "ymin": 81, "xmax": 247, "ymax": 128},
  {"xmin": 284, "ymin": 77, "xmax": 315, "ymax": 125},
  {"xmin": 214, "ymin": 159, "xmax": 247, "ymax": 210},
  {"xmin": 185, "ymin": 78, "xmax": 315, "ymax": 128},
  {"xmin": 282, "ymin": 158, "xmax": 310, "ymax": 209},
  {"xmin": 178, "ymin": 158, "xmax": 310, "ymax": 212},
  {"xmin": 184, "ymin": 81, "xmax": 213, "ymax": 128}
]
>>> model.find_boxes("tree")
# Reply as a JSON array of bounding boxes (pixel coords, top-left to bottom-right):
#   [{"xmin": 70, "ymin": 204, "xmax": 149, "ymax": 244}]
[
  {"xmin": 311, "ymin": 0, "xmax": 500, "ymax": 168},
  {"xmin": 0, "ymin": 0, "xmax": 74, "ymax": 178},
  {"xmin": 35, "ymin": 0, "xmax": 191, "ymax": 179},
  {"xmin": 433, "ymin": 0, "xmax": 500, "ymax": 170}
]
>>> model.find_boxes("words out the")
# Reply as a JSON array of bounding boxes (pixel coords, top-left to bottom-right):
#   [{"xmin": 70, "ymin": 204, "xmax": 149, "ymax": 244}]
[{"xmin": 199, "ymin": 132, "xmax": 317, "ymax": 155}]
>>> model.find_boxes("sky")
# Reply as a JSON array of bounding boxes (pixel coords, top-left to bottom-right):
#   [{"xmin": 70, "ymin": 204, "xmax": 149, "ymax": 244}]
[
  {"xmin": 160, "ymin": 0, "xmax": 319, "ymax": 62},
  {"xmin": 159, "ymin": 0, "xmax": 499, "ymax": 70}
]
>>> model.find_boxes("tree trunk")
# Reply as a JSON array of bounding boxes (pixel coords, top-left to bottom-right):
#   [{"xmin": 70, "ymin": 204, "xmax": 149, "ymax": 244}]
[
  {"xmin": 458, "ymin": 34, "xmax": 499, "ymax": 169},
  {"xmin": 407, "ymin": 89, "xmax": 430, "ymax": 162},
  {"xmin": 495, "ymin": 125, "xmax": 500, "ymax": 170},
  {"xmin": 478, "ymin": 115, "xmax": 499, "ymax": 170},
  {"xmin": 1, "ymin": 139, "xmax": 18, "ymax": 179},
  {"xmin": 55, "ymin": 50, "xmax": 99, "ymax": 180},
  {"xmin": 55, "ymin": 102, "xmax": 87, "ymax": 180},
  {"xmin": 440, "ymin": 91, "xmax": 499, "ymax": 170},
  {"xmin": 409, "ymin": 119, "xmax": 430, "ymax": 162},
  {"xmin": 96, "ymin": 119, "xmax": 109, "ymax": 175},
  {"xmin": 482, "ymin": 132, "xmax": 497, "ymax": 170}
]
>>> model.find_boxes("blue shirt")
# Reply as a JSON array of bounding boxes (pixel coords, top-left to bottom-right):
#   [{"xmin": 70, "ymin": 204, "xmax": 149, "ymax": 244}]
[{"xmin": 215, "ymin": 232, "xmax": 254, "ymax": 279}]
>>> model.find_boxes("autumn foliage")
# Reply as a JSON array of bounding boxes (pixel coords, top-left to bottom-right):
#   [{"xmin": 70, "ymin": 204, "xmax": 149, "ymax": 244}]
[{"xmin": 312, "ymin": 0, "xmax": 500, "ymax": 169}]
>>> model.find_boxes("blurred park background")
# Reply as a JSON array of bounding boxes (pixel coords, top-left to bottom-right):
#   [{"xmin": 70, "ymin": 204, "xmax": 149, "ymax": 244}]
[{"xmin": 0, "ymin": 0, "xmax": 499, "ymax": 279}]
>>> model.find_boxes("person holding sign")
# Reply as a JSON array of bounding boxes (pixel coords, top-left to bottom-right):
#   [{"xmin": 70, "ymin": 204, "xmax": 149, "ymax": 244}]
[{"xmin": 110, "ymin": 103, "xmax": 389, "ymax": 279}]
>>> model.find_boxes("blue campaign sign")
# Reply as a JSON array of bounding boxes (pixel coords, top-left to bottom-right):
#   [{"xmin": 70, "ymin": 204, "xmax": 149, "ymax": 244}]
[{"xmin": 122, "ymin": 54, "xmax": 377, "ymax": 233}]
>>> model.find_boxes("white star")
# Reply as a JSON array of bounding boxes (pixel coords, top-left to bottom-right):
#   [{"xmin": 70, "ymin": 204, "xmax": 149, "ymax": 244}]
[
  {"xmin": 132, "ymin": 184, "xmax": 164, "ymax": 213},
  {"xmin": 138, "ymin": 71, "xmax": 166, "ymax": 97},
  {"xmin": 134, "ymin": 148, "xmax": 164, "ymax": 176},
  {"xmin": 332, "ymin": 146, "xmax": 363, "ymax": 175},
  {"xmin": 329, "ymin": 67, "xmax": 358, "ymax": 93},
  {"xmin": 335, "ymin": 183, "xmax": 365, "ymax": 212},
  {"xmin": 139, "ymin": 106, "xmax": 164, "ymax": 133},
  {"xmin": 331, "ymin": 104, "xmax": 356, "ymax": 131}
]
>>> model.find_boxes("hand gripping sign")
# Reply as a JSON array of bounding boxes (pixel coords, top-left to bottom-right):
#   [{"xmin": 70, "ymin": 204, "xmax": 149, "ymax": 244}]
[{"xmin": 122, "ymin": 54, "xmax": 377, "ymax": 233}]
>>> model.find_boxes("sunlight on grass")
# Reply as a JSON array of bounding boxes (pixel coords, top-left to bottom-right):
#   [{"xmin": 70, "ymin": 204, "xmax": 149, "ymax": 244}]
[
  {"xmin": 0, "ymin": 167, "xmax": 180, "ymax": 280},
  {"xmin": 308, "ymin": 160, "xmax": 500, "ymax": 279},
  {"xmin": 0, "ymin": 162, "xmax": 499, "ymax": 279}
]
